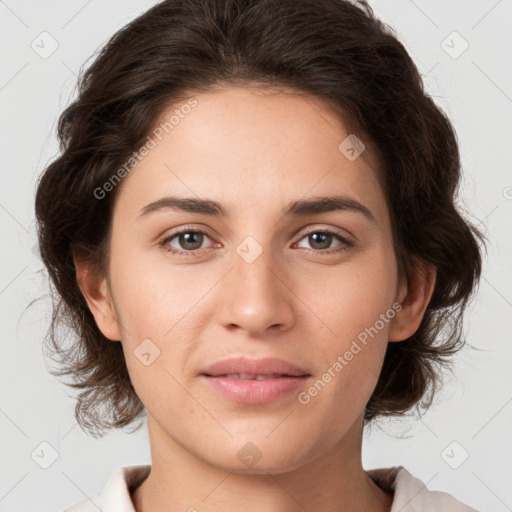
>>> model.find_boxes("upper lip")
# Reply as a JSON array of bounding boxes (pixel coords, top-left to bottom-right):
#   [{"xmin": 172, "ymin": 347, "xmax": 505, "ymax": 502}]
[{"xmin": 201, "ymin": 356, "xmax": 311, "ymax": 377}]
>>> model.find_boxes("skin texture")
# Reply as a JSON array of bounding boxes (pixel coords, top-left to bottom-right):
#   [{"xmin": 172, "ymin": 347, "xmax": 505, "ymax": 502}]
[{"xmin": 75, "ymin": 86, "xmax": 435, "ymax": 512}]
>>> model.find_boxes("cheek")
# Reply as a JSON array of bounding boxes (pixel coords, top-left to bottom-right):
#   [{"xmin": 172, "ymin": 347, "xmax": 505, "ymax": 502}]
[
  {"xmin": 297, "ymin": 252, "xmax": 397, "ymax": 400},
  {"xmin": 108, "ymin": 250, "xmax": 209, "ymax": 388},
  {"xmin": 109, "ymin": 245, "xmax": 199, "ymax": 336},
  {"xmin": 299, "ymin": 253, "xmax": 398, "ymax": 340}
]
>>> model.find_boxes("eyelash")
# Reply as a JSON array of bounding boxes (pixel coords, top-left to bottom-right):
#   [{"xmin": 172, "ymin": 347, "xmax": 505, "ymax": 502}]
[{"xmin": 159, "ymin": 227, "xmax": 355, "ymax": 256}]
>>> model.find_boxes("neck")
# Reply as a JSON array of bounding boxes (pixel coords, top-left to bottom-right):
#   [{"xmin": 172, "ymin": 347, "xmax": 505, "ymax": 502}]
[{"xmin": 132, "ymin": 413, "xmax": 393, "ymax": 512}]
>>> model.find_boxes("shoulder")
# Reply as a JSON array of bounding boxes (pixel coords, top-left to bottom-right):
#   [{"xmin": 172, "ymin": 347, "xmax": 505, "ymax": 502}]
[
  {"xmin": 61, "ymin": 465, "xmax": 151, "ymax": 512},
  {"xmin": 367, "ymin": 465, "xmax": 481, "ymax": 512}
]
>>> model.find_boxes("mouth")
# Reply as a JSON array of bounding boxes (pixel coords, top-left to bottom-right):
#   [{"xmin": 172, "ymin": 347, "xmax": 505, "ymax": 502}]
[
  {"xmin": 200, "ymin": 374, "xmax": 311, "ymax": 404},
  {"xmin": 202, "ymin": 373, "xmax": 306, "ymax": 379},
  {"xmin": 199, "ymin": 357, "xmax": 311, "ymax": 404}
]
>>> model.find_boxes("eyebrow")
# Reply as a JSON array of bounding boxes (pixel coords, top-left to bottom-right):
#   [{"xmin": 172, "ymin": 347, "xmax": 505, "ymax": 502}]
[{"xmin": 137, "ymin": 194, "xmax": 376, "ymax": 223}]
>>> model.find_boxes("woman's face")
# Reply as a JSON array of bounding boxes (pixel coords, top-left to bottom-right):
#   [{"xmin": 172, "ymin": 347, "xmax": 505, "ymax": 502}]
[{"xmin": 95, "ymin": 86, "xmax": 409, "ymax": 473}]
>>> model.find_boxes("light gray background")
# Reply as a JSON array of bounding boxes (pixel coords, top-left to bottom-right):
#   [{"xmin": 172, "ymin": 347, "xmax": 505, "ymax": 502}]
[{"xmin": 1, "ymin": 0, "xmax": 511, "ymax": 511}]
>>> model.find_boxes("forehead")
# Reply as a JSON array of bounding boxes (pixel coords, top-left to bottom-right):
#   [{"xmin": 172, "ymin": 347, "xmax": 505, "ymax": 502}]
[{"xmin": 112, "ymin": 86, "xmax": 387, "ymax": 225}]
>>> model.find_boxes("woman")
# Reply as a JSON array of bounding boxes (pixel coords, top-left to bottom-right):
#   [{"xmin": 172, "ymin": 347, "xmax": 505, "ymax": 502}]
[{"xmin": 34, "ymin": 0, "xmax": 484, "ymax": 510}]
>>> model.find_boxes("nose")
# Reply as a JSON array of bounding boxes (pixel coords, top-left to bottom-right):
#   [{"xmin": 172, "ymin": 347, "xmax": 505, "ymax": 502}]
[{"xmin": 217, "ymin": 245, "xmax": 295, "ymax": 336}]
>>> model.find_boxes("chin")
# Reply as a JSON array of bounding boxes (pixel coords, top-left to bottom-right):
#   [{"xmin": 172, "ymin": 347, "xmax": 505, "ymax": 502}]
[{"xmin": 201, "ymin": 438, "xmax": 319, "ymax": 476}]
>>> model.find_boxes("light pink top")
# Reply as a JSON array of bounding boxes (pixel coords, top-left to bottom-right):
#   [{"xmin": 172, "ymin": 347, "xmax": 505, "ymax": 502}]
[{"xmin": 63, "ymin": 464, "xmax": 480, "ymax": 511}]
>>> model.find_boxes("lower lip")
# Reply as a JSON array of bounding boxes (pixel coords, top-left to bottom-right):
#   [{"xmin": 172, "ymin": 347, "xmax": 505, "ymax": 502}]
[{"xmin": 201, "ymin": 375, "xmax": 310, "ymax": 404}]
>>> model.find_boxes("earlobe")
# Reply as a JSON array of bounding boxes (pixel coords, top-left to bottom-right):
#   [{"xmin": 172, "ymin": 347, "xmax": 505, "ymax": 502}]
[
  {"xmin": 73, "ymin": 253, "xmax": 122, "ymax": 342},
  {"xmin": 388, "ymin": 263, "xmax": 436, "ymax": 342}
]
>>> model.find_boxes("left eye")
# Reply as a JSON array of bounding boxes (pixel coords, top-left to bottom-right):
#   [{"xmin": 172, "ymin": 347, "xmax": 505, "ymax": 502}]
[{"xmin": 296, "ymin": 230, "xmax": 352, "ymax": 252}]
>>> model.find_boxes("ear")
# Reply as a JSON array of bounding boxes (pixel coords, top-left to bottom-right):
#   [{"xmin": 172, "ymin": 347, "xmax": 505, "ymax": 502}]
[
  {"xmin": 388, "ymin": 262, "xmax": 436, "ymax": 342},
  {"xmin": 73, "ymin": 253, "xmax": 122, "ymax": 342}
]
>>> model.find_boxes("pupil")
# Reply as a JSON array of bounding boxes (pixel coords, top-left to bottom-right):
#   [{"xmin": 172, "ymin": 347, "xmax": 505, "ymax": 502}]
[
  {"xmin": 310, "ymin": 233, "xmax": 330, "ymax": 249},
  {"xmin": 181, "ymin": 232, "xmax": 202, "ymax": 250}
]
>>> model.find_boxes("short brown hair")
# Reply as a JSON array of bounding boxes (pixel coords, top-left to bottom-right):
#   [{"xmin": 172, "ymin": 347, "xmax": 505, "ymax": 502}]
[{"xmin": 34, "ymin": 0, "xmax": 484, "ymax": 438}]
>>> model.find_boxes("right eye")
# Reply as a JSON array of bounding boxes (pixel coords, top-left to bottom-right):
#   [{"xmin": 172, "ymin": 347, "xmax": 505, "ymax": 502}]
[{"xmin": 159, "ymin": 229, "xmax": 216, "ymax": 256}]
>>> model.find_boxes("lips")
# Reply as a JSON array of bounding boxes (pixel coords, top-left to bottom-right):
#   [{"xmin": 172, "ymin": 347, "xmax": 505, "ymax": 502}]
[
  {"xmin": 200, "ymin": 356, "xmax": 311, "ymax": 404},
  {"xmin": 223, "ymin": 374, "xmax": 286, "ymax": 380},
  {"xmin": 200, "ymin": 356, "xmax": 311, "ymax": 378}
]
